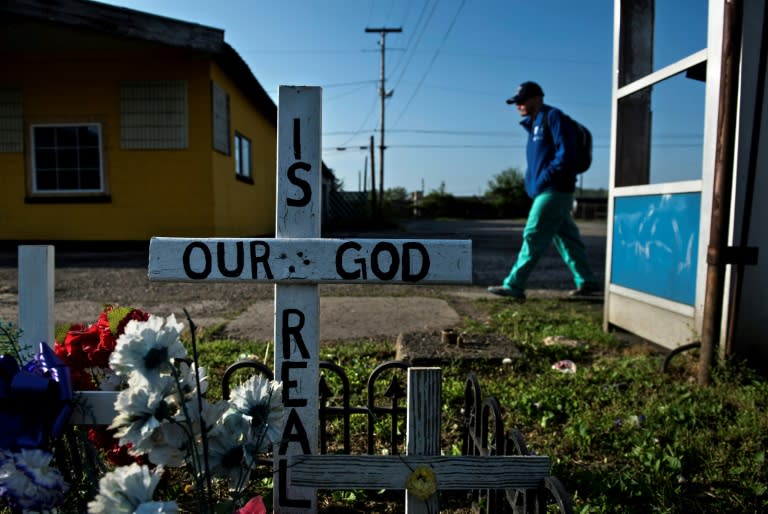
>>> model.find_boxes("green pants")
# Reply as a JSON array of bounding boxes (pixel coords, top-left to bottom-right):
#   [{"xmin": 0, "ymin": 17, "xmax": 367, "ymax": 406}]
[{"xmin": 502, "ymin": 191, "xmax": 596, "ymax": 292}]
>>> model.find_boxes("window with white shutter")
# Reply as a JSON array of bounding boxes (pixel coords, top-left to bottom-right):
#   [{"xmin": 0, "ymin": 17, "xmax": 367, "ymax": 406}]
[
  {"xmin": 212, "ymin": 81, "xmax": 230, "ymax": 154},
  {"xmin": 0, "ymin": 88, "xmax": 23, "ymax": 153},
  {"xmin": 120, "ymin": 80, "xmax": 188, "ymax": 149}
]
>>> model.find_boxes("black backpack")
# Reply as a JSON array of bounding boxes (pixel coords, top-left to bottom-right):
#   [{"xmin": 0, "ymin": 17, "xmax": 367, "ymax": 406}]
[
  {"xmin": 569, "ymin": 117, "xmax": 592, "ymax": 174},
  {"xmin": 542, "ymin": 110, "xmax": 593, "ymax": 174}
]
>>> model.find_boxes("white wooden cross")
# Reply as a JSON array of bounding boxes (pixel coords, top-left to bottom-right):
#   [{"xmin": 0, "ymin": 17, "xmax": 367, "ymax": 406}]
[
  {"xmin": 288, "ymin": 367, "xmax": 551, "ymax": 513},
  {"xmin": 147, "ymin": 86, "xmax": 473, "ymax": 514}
]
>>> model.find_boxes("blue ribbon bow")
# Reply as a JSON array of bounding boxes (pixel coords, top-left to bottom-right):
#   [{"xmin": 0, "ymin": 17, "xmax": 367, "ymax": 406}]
[{"xmin": 0, "ymin": 342, "xmax": 73, "ymax": 450}]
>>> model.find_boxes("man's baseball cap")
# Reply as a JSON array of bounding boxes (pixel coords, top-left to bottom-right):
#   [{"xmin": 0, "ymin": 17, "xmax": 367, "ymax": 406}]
[{"xmin": 506, "ymin": 81, "xmax": 544, "ymax": 104}]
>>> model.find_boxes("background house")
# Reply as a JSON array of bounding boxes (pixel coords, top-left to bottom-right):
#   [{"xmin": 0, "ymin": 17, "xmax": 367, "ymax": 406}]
[{"xmin": 0, "ymin": 0, "xmax": 334, "ymax": 241}]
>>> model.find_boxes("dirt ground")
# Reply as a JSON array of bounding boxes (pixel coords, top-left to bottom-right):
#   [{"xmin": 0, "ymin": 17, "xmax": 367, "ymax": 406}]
[{"xmin": 0, "ymin": 219, "xmax": 607, "ymax": 344}]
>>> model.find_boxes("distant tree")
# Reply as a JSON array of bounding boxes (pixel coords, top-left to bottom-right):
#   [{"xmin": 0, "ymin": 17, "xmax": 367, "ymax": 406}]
[
  {"xmin": 485, "ymin": 167, "xmax": 525, "ymax": 198},
  {"xmin": 485, "ymin": 167, "xmax": 530, "ymax": 218},
  {"xmin": 384, "ymin": 186, "xmax": 408, "ymax": 203},
  {"xmin": 420, "ymin": 181, "xmax": 458, "ymax": 218},
  {"xmin": 578, "ymin": 187, "xmax": 608, "ymax": 198},
  {"xmin": 428, "ymin": 181, "xmax": 450, "ymax": 197}
]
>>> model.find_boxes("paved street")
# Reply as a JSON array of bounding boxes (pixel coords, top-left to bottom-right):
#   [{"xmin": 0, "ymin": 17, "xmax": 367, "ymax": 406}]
[
  {"xmin": 0, "ymin": 218, "xmax": 607, "ymax": 341},
  {"xmin": 330, "ymin": 218, "xmax": 607, "ymax": 289}
]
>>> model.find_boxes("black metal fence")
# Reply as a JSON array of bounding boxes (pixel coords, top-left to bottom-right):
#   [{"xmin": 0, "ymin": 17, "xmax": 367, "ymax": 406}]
[{"xmin": 222, "ymin": 359, "xmax": 573, "ymax": 513}]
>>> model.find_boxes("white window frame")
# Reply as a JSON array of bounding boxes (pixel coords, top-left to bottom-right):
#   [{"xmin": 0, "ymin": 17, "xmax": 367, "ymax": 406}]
[
  {"xmin": 234, "ymin": 132, "xmax": 252, "ymax": 181},
  {"xmin": 29, "ymin": 123, "xmax": 105, "ymax": 194}
]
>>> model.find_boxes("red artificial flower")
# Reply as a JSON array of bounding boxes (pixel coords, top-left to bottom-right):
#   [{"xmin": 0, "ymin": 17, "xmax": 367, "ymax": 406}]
[
  {"xmin": 56, "ymin": 306, "xmax": 153, "ymax": 463},
  {"xmin": 54, "ymin": 323, "xmax": 96, "ymax": 367},
  {"xmin": 54, "ymin": 305, "xmax": 151, "ymax": 388},
  {"xmin": 54, "ymin": 323, "xmax": 102, "ymax": 390},
  {"xmin": 237, "ymin": 496, "xmax": 266, "ymax": 514},
  {"xmin": 115, "ymin": 307, "xmax": 150, "ymax": 334},
  {"xmin": 87, "ymin": 426, "xmax": 149, "ymax": 466},
  {"xmin": 92, "ymin": 306, "xmax": 150, "ymax": 368}
]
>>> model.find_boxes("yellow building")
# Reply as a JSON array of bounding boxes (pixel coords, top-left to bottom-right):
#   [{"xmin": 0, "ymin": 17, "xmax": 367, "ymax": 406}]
[{"xmin": 0, "ymin": 0, "xmax": 283, "ymax": 241}]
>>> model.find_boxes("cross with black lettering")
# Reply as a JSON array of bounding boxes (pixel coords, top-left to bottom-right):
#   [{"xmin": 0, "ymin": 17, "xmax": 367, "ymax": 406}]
[{"xmin": 148, "ymin": 86, "xmax": 473, "ymax": 513}]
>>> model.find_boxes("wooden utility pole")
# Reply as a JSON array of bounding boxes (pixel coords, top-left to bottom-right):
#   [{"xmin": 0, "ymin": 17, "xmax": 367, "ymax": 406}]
[{"xmin": 365, "ymin": 27, "xmax": 401, "ymax": 213}]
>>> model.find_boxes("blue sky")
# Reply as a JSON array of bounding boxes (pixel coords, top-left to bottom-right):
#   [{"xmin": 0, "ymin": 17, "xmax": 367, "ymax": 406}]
[{"xmin": 96, "ymin": 1, "xmax": 702, "ymax": 196}]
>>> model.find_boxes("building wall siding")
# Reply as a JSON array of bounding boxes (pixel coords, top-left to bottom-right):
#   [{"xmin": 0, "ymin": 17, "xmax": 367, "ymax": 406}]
[
  {"xmin": 1, "ymin": 37, "xmax": 275, "ymax": 240},
  {"xmin": 209, "ymin": 62, "xmax": 276, "ymax": 237}
]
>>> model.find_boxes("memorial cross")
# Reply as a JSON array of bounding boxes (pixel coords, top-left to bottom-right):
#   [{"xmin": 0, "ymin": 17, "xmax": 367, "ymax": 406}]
[
  {"xmin": 147, "ymin": 86, "xmax": 473, "ymax": 514},
  {"xmin": 288, "ymin": 367, "xmax": 551, "ymax": 514}
]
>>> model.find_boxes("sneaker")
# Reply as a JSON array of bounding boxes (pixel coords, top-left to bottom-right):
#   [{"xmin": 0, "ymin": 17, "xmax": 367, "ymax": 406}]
[
  {"xmin": 569, "ymin": 283, "xmax": 603, "ymax": 299},
  {"xmin": 487, "ymin": 285, "xmax": 526, "ymax": 301}
]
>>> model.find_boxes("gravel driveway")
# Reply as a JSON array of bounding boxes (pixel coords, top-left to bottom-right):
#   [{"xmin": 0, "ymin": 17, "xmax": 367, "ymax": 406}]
[{"xmin": 0, "ymin": 219, "xmax": 606, "ymax": 341}]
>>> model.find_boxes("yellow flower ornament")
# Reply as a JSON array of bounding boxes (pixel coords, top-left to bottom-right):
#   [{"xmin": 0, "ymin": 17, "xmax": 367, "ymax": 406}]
[{"xmin": 405, "ymin": 465, "xmax": 437, "ymax": 500}]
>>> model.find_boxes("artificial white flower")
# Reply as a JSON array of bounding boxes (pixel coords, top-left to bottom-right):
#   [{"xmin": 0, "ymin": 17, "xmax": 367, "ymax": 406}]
[
  {"xmin": 205, "ymin": 413, "xmax": 251, "ymax": 488},
  {"xmin": 177, "ymin": 361, "xmax": 209, "ymax": 399},
  {"xmin": 140, "ymin": 423, "xmax": 189, "ymax": 467},
  {"xmin": 88, "ymin": 463, "xmax": 177, "ymax": 513},
  {"xmin": 110, "ymin": 375, "xmax": 187, "ymax": 463},
  {"xmin": 180, "ymin": 395, "xmax": 229, "ymax": 445},
  {"xmin": 110, "ymin": 314, "xmax": 187, "ymax": 379},
  {"xmin": 226, "ymin": 375, "xmax": 284, "ymax": 452},
  {"xmin": 134, "ymin": 502, "xmax": 180, "ymax": 513},
  {"xmin": 96, "ymin": 367, "xmax": 125, "ymax": 391},
  {"xmin": 0, "ymin": 449, "xmax": 69, "ymax": 511}
]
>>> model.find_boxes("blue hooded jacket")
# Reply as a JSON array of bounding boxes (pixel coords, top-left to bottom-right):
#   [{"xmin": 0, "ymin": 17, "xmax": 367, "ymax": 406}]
[{"xmin": 521, "ymin": 104, "xmax": 578, "ymax": 198}]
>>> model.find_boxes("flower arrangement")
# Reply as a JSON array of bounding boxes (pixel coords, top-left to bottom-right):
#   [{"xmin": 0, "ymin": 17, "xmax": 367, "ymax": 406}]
[
  {"xmin": 55, "ymin": 305, "xmax": 152, "ymax": 466},
  {"xmin": 55, "ymin": 305, "xmax": 150, "ymax": 392},
  {"xmin": 1, "ymin": 307, "xmax": 284, "ymax": 514},
  {"xmin": 0, "ymin": 322, "xmax": 72, "ymax": 512}
]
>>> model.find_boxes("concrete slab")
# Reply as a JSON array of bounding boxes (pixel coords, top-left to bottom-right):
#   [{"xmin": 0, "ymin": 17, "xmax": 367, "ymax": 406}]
[{"xmin": 225, "ymin": 296, "xmax": 461, "ymax": 342}]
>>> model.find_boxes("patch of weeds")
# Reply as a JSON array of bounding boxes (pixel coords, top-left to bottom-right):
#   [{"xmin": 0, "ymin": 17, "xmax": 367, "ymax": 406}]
[
  {"xmin": 171, "ymin": 298, "xmax": 768, "ymax": 514},
  {"xmin": 189, "ymin": 338, "xmax": 270, "ymax": 399}
]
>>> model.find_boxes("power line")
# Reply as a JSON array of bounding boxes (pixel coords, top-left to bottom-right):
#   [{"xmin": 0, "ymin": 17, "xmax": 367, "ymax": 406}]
[
  {"xmin": 321, "ymin": 80, "xmax": 378, "ymax": 88},
  {"xmin": 334, "ymin": 95, "xmax": 379, "ymax": 149},
  {"xmin": 392, "ymin": 0, "xmax": 466, "ymax": 127},
  {"xmin": 389, "ymin": 0, "xmax": 440, "ymax": 97},
  {"xmin": 325, "ymin": 128, "xmax": 516, "ymax": 136},
  {"xmin": 324, "ymin": 144, "xmax": 524, "ymax": 151},
  {"xmin": 239, "ymin": 48, "xmax": 364, "ymax": 54},
  {"xmin": 326, "ymin": 83, "xmax": 376, "ymax": 102},
  {"xmin": 324, "ymin": 128, "xmax": 701, "ymax": 139}
]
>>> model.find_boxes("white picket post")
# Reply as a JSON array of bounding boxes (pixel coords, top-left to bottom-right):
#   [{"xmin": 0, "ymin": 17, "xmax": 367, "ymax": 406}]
[{"xmin": 17, "ymin": 245, "xmax": 55, "ymax": 362}]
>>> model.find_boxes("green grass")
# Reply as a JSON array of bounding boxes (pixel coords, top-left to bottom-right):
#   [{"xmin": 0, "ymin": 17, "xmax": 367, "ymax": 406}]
[
  {"xmin": 3, "ymin": 298, "xmax": 766, "ymax": 513},
  {"xmin": 186, "ymin": 298, "xmax": 768, "ymax": 513}
]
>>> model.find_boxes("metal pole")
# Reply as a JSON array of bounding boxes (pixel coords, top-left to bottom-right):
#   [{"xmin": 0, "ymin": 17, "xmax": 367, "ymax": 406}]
[
  {"xmin": 699, "ymin": 0, "xmax": 742, "ymax": 386},
  {"xmin": 365, "ymin": 27, "xmax": 401, "ymax": 214}
]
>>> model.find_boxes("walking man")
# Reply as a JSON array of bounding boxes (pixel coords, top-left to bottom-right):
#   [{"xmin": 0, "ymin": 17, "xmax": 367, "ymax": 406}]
[{"xmin": 488, "ymin": 81, "xmax": 600, "ymax": 300}]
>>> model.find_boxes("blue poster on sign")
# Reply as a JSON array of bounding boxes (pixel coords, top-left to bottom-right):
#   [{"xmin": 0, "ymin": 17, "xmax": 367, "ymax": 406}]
[{"xmin": 611, "ymin": 193, "xmax": 700, "ymax": 305}]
